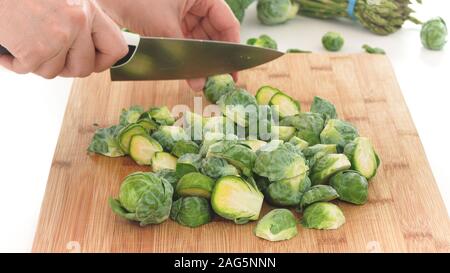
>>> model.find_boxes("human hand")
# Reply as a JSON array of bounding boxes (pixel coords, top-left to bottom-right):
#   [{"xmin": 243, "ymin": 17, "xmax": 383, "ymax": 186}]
[
  {"xmin": 0, "ymin": 0, "xmax": 128, "ymax": 79},
  {"xmin": 97, "ymin": 0, "xmax": 240, "ymax": 90}
]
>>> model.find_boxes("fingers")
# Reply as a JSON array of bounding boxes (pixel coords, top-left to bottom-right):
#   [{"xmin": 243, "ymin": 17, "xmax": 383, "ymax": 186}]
[
  {"xmin": 202, "ymin": 0, "xmax": 240, "ymax": 43},
  {"xmin": 34, "ymin": 48, "xmax": 68, "ymax": 79},
  {"xmin": 187, "ymin": 78, "xmax": 206, "ymax": 91}
]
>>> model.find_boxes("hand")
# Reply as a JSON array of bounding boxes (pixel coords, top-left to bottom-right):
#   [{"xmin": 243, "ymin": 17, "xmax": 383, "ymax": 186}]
[
  {"xmin": 97, "ymin": 0, "xmax": 240, "ymax": 90},
  {"xmin": 0, "ymin": 0, "xmax": 128, "ymax": 79}
]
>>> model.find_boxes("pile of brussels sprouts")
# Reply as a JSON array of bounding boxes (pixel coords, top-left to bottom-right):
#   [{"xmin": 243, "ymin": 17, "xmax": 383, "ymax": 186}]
[{"xmin": 89, "ymin": 74, "xmax": 380, "ymax": 241}]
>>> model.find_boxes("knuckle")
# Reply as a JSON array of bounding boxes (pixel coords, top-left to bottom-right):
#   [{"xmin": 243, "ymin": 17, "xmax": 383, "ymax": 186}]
[{"xmin": 68, "ymin": 8, "xmax": 88, "ymax": 26}]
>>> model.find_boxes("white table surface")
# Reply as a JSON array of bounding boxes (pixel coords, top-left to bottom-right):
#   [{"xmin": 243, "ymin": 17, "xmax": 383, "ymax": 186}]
[{"xmin": 0, "ymin": 0, "xmax": 449, "ymax": 252}]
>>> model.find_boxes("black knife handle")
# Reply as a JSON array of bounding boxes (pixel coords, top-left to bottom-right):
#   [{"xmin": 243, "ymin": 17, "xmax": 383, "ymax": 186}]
[{"xmin": 0, "ymin": 44, "xmax": 10, "ymax": 55}]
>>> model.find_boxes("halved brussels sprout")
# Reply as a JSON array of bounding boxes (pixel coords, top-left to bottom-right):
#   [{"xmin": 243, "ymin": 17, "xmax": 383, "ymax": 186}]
[
  {"xmin": 171, "ymin": 140, "xmax": 200, "ymax": 158},
  {"xmin": 109, "ymin": 172, "xmax": 173, "ymax": 226},
  {"xmin": 203, "ymin": 74, "xmax": 236, "ymax": 103},
  {"xmin": 211, "ymin": 176, "xmax": 264, "ymax": 224},
  {"xmin": 129, "ymin": 135, "xmax": 163, "ymax": 166},
  {"xmin": 207, "ymin": 140, "xmax": 256, "ymax": 177},
  {"xmin": 310, "ymin": 154, "xmax": 351, "ymax": 185},
  {"xmin": 280, "ymin": 113, "xmax": 324, "ymax": 145},
  {"xmin": 200, "ymin": 157, "xmax": 240, "ymax": 179},
  {"xmin": 330, "ymin": 170, "xmax": 368, "ymax": 205},
  {"xmin": 256, "ymin": 86, "xmax": 281, "ymax": 105},
  {"xmin": 320, "ymin": 119, "xmax": 359, "ymax": 150},
  {"xmin": 269, "ymin": 92, "xmax": 301, "ymax": 118},
  {"xmin": 344, "ymin": 137, "xmax": 380, "ymax": 180},
  {"xmin": 176, "ymin": 172, "xmax": 215, "ymax": 199},
  {"xmin": 241, "ymin": 140, "xmax": 267, "ymax": 152},
  {"xmin": 149, "ymin": 106, "xmax": 175, "ymax": 126},
  {"xmin": 271, "ymin": 125, "xmax": 296, "ymax": 141},
  {"xmin": 288, "ymin": 136, "xmax": 309, "ymax": 151},
  {"xmin": 303, "ymin": 144, "xmax": 338, "ymax": 168},
  {"xmin": 254, "ymin": 209, "xmax": 298, "ymax": 241},
  {"xmin": 218, "ymin": 88, "xmax": 258, "ymax": 127},
  {"xmin": 175, "ymin": 153, "xmax": 203, "ymax": 178},
  {"xmin": 120, "ymin": 106, "xmax": 144, "ymax": 126},
  {"xmin": 266, "ymin": 173, "xmax": 309, "ymax": 206},
  {"xmin": 299, "ymin": 185, "xmax": 339, "ymax": 211},
  {"xmin": 155, "ymin": 169, "xmax": 179, "ymax": 189},
  {"xmin": 170, "ymin": 197, "xmax": 212, "ymax": 228},
  {"xmin": 152, "ymin": 152, "xmax": 177, "ymax": 172},
  {"xmin": 88, "ymin": 125, "xmax": 125, "ymax": 157},
  {"xmin": 151, "ymin": 126, "xmax": 189, "ymax": 152},
  {"xmin": 118, "ymin": 124, "xmax": 148, "ymax": 154},
  {"xmin": 301, "ymin": 202, "xmax": 345, "ymax": 230},
  {"xmin": 310, "ymin": 96, "xmax": 337, "ymax": 121},
  {"xmin": 136, "ymin": 116, "xmax": 159, "ymax": 133}
]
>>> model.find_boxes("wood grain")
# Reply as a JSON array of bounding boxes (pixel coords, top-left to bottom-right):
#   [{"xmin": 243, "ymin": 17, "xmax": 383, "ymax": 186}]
[{"xmin": 32, "ymin": 54, "xmax": 450, "ymax": 253}]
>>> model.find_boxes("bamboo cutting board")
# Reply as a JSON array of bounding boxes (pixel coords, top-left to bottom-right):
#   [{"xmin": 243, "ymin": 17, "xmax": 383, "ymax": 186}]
[{"xmin": 32, "ymin": 54, "xmax": 450, "ymax": 253}]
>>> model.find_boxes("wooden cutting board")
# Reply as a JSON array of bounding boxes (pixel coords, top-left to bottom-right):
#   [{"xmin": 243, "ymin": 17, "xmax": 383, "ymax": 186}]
[{"xmin": 32, "ymin": 54, "xmax": 450, "ymax": 253}]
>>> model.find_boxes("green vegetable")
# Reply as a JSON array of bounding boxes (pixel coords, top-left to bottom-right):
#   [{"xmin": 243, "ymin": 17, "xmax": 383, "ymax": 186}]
[
  {"xmin": 129, "ymin": 135, "xmax": 163, "ymax": 166},
  {"xmin": 203, "ymin": 116, "xmax": 237, "ymax": 136},
  {"xmin": 299, "ymin": 185, "xmax": 339, "ymax": 210},
  {"xmin": 247, "ymin": 34, "xmax": 278, "ymax": 50},
  {"xmin": 170, "ymin": 197, "xmax": 212, "ymax": 228},
  {"xmin": 241, "ymin": 140, "xmax": 268, "ymax": 152},
  {"xmin": 155, "ymin": 169, "xmax": 179, "ymax": 189},
  {"xmin": 271, "ymin": 125, "xmax": 296, "ymax": 141},
  {"xmin": 118, "ymin": 124, "xmax": 148, "ymax": 154},
  {"xmin": 152, "ymin": 152, "xmax": 177, "ymax": 172},
  {"xmin": 256, "ymin": 86, "xmax": 281, "ymax": 105},
  {"xmin": 207, "ymin": 140, "xmax": 256, "ymax": 177},
  {"xmin": 421, "ymin": 17, "xmax": 447, "ymax": 51},
  {"xmin": 176, "ymin": 172, "xmax": 215, "ymax": 199},
  {"xmin": 171, "ymin": 140, "xmax": 200, "ymax": 158},
  {"xmin": 183, "ymin": 111, "xmax": 204, "ymax": 141},
  {"xmin": 211, "ymin": 176, "xmax": 264, "ymax": 224},
  {"xmin": 148, "ymin": 106, "xmax": 175, "ymax": 126},
  {"xmin": 257, "ymin": 0, "xmax": 299, "ymax": 25},
  {"xmin": 310, "ymin": 96, "xmax": 337, "ymax": 121},
  {"xmin": 199, "ymin": 132, "xmax": 238, "ymax": 157},
  {"xmin": 225, "ymin": 0, "xmax": 255, "ymax": 22},
  {"xmin": 310, "ymin": 154, "xmax": 351, "ymax": 185},
  {"xmin": 320, "ymin": 119, "xmax": 359, "ymax": 150},
  {"xmin": 286, "ymin": 48, "xmax": 311, "ymax": 53},
  {"xmin": 218, "ymin": 88, "xmax": 258, "ymax": 127},
  {"xmin": 175, "ymin": 153, "xmax": 203, "ymax": 178},
  {"xmin": 288, "ymin": 136, "xmax": 309, "ymax": 150},
  {"xmin": 254, "ymin": 209, "xmax": 298, "ymax": 241},
  {"xmin": 303, "ymin": 143, "xmax": 338, "ymax": 168},
  {"xmin": 201, "ymin": 157, "xmax": 239, "ymax": 179},
  {"xmin": 266, "ymin": 173, "xmax": 309, "ymax": 206},
  {"xmin": 203, "ymin": 74, "xmax": 236, "ymax": 103},
  {"xmin": 330, "ymin": 170, "xmax": 368, "ymax": 205},
  {"xmin": 120, "ymin": 106, "xmax": 144, "ymax": 126},
  {"xmin": 151, "ymin": 126, "xmax": 189, "ymax": 152},
  {"xmin": 88, "ymin": 125, "xmax": 125, "ymax": 157},
  {"xmin": 280, "ymin": 113, "xmax": 325, "ymax": 145},
  {"xmin": 362, "ymin": 44, "xmax": 386, "ymax": 55},
  {"xmin": 269, "ymin": 92, "xmax": 301, "ymax": 118},
  {"xmin": 109, "ymin": 172, "xmax": 173, "ymax": 226},
  {"xmin": 344, "ymin": 137, "xmax": 380, "ymax": 180},
  {"xmin": 301, "ymin": 202, "xmax": 345, "ymax": 230},
  {"xmin": 322, "ymin": 32, "xmax": 344, "ymax": 52},
  {"xmin": 136, "ymin": 114, "xmax": 159, "ymax": 133}
]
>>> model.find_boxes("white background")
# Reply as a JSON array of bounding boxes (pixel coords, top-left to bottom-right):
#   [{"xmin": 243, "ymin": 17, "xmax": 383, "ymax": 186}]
[{"xmin": 0, "ymin": 0, "xmax": 449, "ymax": 252}]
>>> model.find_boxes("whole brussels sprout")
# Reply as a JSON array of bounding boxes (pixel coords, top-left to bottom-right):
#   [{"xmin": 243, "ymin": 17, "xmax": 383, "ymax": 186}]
[
  {"xmin": 201, "ymin": 157, "xmax": 240, "ymax": 179},
  {"xmin": 320, "ymin": 119, "xmax": 359, "ymax": 150},
  {"xmin": 254, "ymin": 209, "xmax": 298, "ymax": 241},
  {"xmin": 148, "ymin": 106, "xmax": 175, "ymax": 126},
  {"xmin": 301, "ymin": 202, "xmax": 345, "ymax": 230},
  {"xmin": 182, "ymin": 111, "xmax": 204, "ymax": 141},
  {"xmin": 171, "ymin": 140, "xmax": 200, "ymax": 158},
  {"xmin": 280, "ymin": 113, "xmax": 325, "ymax": 145},
  {"xmin": 155, "ymin": 169, "xmax": 179, "ymax": 189},
  {"xmin": 266, "ymin": 173, "xmax": 310, "ymax": 206},
  {"xmin": 330, "ymin": 170, "xmax": 368, "ymax": 205},
  {"xmin": 203, "ymin": 74, "xmax": 236, "ymax": 103},
  {"xmin": 109, "ymin": 172, "xmax": 173, "ymax": 226},
  {"xmin": 310, "ymin": 154, "xmax": 351, "ymax": 185},
  {"xmin": 421, "ymin": 17, "xmax": 447, "ymax": 51},
  {"xmin": 170, "ymin": 197, "xmax": 212, "ymax": 228},
  {"xmin": 176, "ymin": 172, "xmax": 215, "ymax": 199},
  {"xmin": 322, "ymin": 32, "xmax": 344, "ymax": 52},
  {"xmin": 120, "ymin": 105, "xmax": 144, "ymax": 126},
  {"xmin": 203, "ymin": 116, "xmax": 237, "ymax": 136},
  {"xmin": 218, "ymin": 88, "xmax": 258, "ymax": 127},
  {"xmin": 88, "ymin": 125, "xmax": 125, "ymax": 157},
  {"xmin": 310, "ymin": 96, "xmax": 338, "ymax": 121},
  {"xmin": 211, "ymin": 176, "xmax": 264, "ymax": 224},
  {"xmin": 257, "ymin": 0, "xmax": 299, "ymax": 25},
  {"xmin": 344, "ymin": 137, "xmax": 380, "ymax": 180},
  {"xmin": 207, "ymin": 140, "xmax": 256, "ymax": 177},
  {"xmin": 199, "ymin": 132, "xmax": 238, "ymax": 157},
  {"xmin": 175, "ymin": 153, "xmax": 203, "ymax": 178},
  {"xmin": 247, "ymin": 34, "xmax": 278, "ymax": 50},
  {"xmin": 299, "ymin": 185, "xmax": 339, "ymax": 211},
  {"xmin": 303, "ymin": 144, "xmax": 338, "ymax": 168},
  {"xmin": 151, "ymin": 126, "xmax": 190, "ymax": 152}
]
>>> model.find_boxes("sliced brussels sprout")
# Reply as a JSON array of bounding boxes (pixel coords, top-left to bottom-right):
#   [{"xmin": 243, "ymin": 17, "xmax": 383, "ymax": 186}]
[
  {"xmin": 136, "ymin": 117, "xmax": 159, "ymax": 133},
  {"xmin": 148, "ymin": 106, "xmax": 175, "ymax": 126},
  {"xmin": 171, "ymin": 140, "xmax": 200, "ymax": 158},
  {"xmin": 280, "ymin": 113, "xmax": 325, "ymax": 145},
  {"xmin": 151, "ymin": 126, "xmax": 189, "ymax": 152},
  {"xmin": 199, "ymin": 132, "xmax": 238, "ymax": 157},
  {"xmin": 109, "ymin": 172, "xmax": 173, "ymax": 226},
  {"xmin": 129, "ymin": 135, "xmax": 163, "ymax": 166},
  {"xmin": 344, "ymin": 137, "xmax": 380, "ymax": 180},
  {"xmin": 155, "ymin": 169, "xmax": 179, "ymax": 189},
  {"xmin": 256, "ymin": 86, "xmax": 281, "ymax": 105},
  {"xmin": 254, "ymin": 209, "xmax": 298, "ymax": 241},
  {"xmin": 176, "ymin": 172, "xmax": 215, "ymax": 199},
  {"xmin": 301, "ymin": 202, "xmax": 345, "ymax": 230},
  {"xmin": 257, "ymin": 0, "xmax": 299, "ymax": 26},
  {"xmin": 170, "ymin": 197, "xmax": 212, "ymax": 228},
  {"xmin": 203, "ymin": 74, "xmax": 236, "ymax": 103},
  {"xmin": 310, "ymin": 154, "xmax": 351, "ymax": 185},
  {"xmin": 303, "ymin": 144, "xmax": 338, "ymax": 168},
  {"xmin": 200, "ymin": 157, "xmax": 240, "ymax": 179},
  {"xmin": 330, "ymin": 170, "xmax": 368, "ymax": 205},
  {"xmin": 320, "ymin": 119, "xmax": 359, "ymax": 150},
  {"xmin": 269, "ymin": 92, "xmax": 301, "ymax": 118},
  {"xmin": 271, "ymin": 125, "xmax": 296, "ymax": 141},
  {"xmin": 211, "ymin": 176, "xmax": 264, "ymax": 224},
  {"xmin": 118, "ymin": 124, "xmax": 148, "ymax": 154},
  {"xmin": 119, "ymin": 105, "xmax": 144, "ymax": 126},
  {"xmin": 288, "ymin": 136, "xmax": 309, "ymax": 151},
  {"xmin": 246, "ymin": 34, "xmax": 278, "ymax": 50},
  {"xmin": 207, "ymin": 140, "xmax": 256, "ymax": 177},
  {"xmin": 88, "ymin": 125, "xmax": 125, "ymax": 157},
  {"xmin": 266, "ymin": 173, "xmax": 308, "ymax": 207},
  {"xmin": 218, "ymin": 88, "xmax": 258, "ymax": 127},
  {"xmin": 241, "ymin": 140, "xmax": 267, "ymax": 152},
  {"xmin": 175, "ymin": 153, "xmax": 203, "ymax": 178},
  {"xmin": 152, "ymin": 152, "xmax": 177, "ymax": 172},
  {"xmin": 255, "ymin": 104, "xmax": 273, "ymax": 141},
  {"xmin": 299, "ymin": 185, "xmax": 339, "ymax": 211},
  {"xmin": 310, "ymin": 96, "xmax": 337, "ymax": 121}
]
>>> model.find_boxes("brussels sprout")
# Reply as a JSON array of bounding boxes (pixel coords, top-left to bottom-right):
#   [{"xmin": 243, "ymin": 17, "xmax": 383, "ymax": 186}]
[
  {"xmin": 344, "ymin": 137, "xmax": 380, "ymax": 180},
  {"xmin": 320, "ymin": 119, "xmax": 359, "ymax": 150},
  {"xmin": 203, "ymin": 116, "xmax": 237, "ymax": 136},
  {"xmin": 118, "ymin": 124, "xmax": 148, "ymax": 154},
  {"xmin": 269, "ymin": 93, "xmax": 301, "ymax": 119},
  {"xmin": 330, "ymin": 170, "xmax": 368, "ymax": 205},
  {"xmin": 129, "ymin": 135, "xmax": 163, "ymax": 166},
  {"xmin": 266, "ymin": 173, "xmax": 309, "ymax": 206},
  {"xmin": 280, "ymin": 113, "xmax": 324, "ymax": 145},
  {"xmin": 175, "ymin": 153, "xmax": 203, "ymax": 178},
  {"xmin": 211, "ymin": 176, "xmax": 264, "ymax": 224},
  {"xmin": 301, "ymin": 202, "xmax": 345, "ymax": 230},
  {"xmin": 207, "ymin": 140, "xmax": 256, "ymax": 177},
  {"xmin": 218, "ymin": 88, "xmax": 258, "ymax": 127},
  {"xmin": 148, "ymin": 106, "xmax": 175, "ymax": 126},
  {"xmin": 322, "ymin": 32, "xmax": 344, "ymax": 52},
  {"xmin": 256, "ymin": 86, "xmax": 281, "ymax": 105},
  {"xmin": 199, "ymin": 132, "xmax": 238, "ymax": 157},
  {"xmin": 257, "ymin": 0, "xmax": 299, "ymax": 25},
  {"xmin": 152, "ymin": 152, "xmax": 177, "ymax": 172},
  {"xmin": 271, "ymin": 125, "xmax": 296, "ymax": 141},
  {"xmin": 241, "ymin": 140, "xmax": 267, "ymax": 152},
  {"xmin": 303, "ymin": 144, "xmax": 338, "ymax": 168},
  {"xmin": 299, "ymin": 185, "xmax": 339, "ymax": 211},
  {"xmin": 288, "ymin": 136, "xmax": 309, "ymax": 151},
  {"xmin": 254, "ymin": 209, "xmax": 298, "ymax": 241},
  {"xmin": 421, "ymin": 17, "xmax": 447, "ymax": 51},
  {"xmin": 155, "ymin": 169, "xmax": 179, "ymax": 189},
  {"xmin": 172, "ymin": 140, "xmax": 200, "ymax": 158},
  {"xmin": 88, "ymin": 125, "xmax": 125, "ymax": 157},
  {"xmin": 183, "ymin": 111, "xmax": 205, "ymax": 141},
  {"xmin": 203, "ymin": 74, "xmax": 236, "ymax": 103},
  {"xmin": 120, "ymin": 106, "xmax": 144, "ymax": 126},
  {"xmin": 170, "ymin": 197, "xmax": 212, "ymax": 228},
  {"xmin": 225, "ymin": 0, "xmax": 255, "ymax": 22},
  {"xmin": 310, "ymin": 96, "xmax": 337, "ymax": 121},
  {"xmin": 362, "ymin": 44, "xmax": 386, "ymax": 55},
  {"xmin": 151, "ymin": 126, "xmax": 189, "ymax": 152},
  {"xmin": 136, "ymin": 115, "xmax": 159, "ymax": 133},
  {"xmin": 253, "ymin": 141, "xmax": 309, "ymax": 182},
  {"xmin": 247, "ymin": 34, "xmax": 278, "ymax": 50},
  {"xmin": 176, "ymin": 172, "xmax": 215, "ymax": 199},
  {"xmin": 109, "ymin": 172, "xmax": 173, "ymax": 226},
  {"xmin": 201, "ymin": 157, "xmax": 240, "ymax": 179},
  {"xmin": 310, "ymin": 154, "xmax": 351, "ymax": 185}
]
